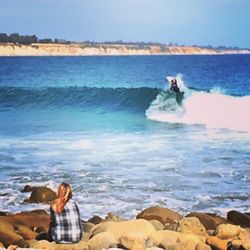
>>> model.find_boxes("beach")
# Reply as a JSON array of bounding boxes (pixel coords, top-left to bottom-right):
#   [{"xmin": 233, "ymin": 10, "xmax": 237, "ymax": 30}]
[{"xmin": 0, "ymin": 43, "xmax": 250, "ymax": 56}]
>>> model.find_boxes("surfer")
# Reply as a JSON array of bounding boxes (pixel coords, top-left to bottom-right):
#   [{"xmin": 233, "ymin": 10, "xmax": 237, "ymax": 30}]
[
  {"xmin": 170, "ymin": 78, "xmax": 180, "ymax": 93},
  {"xmin": 166, "ymin": 76, "xmax": 184, "ymax": 105}
]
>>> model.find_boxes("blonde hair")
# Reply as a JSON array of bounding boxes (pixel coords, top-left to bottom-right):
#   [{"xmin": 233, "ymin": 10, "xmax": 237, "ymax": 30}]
[{"xmin": 52, "ymin": 182, "xmax": 72, "ymax": 214}]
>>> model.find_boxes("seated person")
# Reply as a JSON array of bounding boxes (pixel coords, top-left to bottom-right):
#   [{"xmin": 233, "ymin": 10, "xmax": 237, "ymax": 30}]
[
  {"xmin": 50, "ymin": 182, "xmax": 83, "ymax": 243},
  {"xmin": 37, "ymin": 182, "xmax": 83, "ymax": 243}
]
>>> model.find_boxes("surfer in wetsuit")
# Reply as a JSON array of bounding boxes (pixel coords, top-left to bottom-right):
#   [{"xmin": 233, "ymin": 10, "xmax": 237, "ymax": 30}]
[
  {"xmin": 170, "ymin": 78, "xmax": 180, "ymax": 93},
  {"xmin": 169, "ymin": 78, "xmax": 184, "ymax": 105}
]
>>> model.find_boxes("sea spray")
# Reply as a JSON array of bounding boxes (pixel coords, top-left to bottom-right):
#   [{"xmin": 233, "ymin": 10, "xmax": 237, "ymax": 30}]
[{"xmin": 146, "ymin": 82, "xmax": 250, "ymax": 132}]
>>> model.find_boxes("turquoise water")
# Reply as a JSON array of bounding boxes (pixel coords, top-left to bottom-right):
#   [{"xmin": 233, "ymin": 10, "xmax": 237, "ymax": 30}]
[{"xmin": 0, "ymin": 55, "xmax": 249, "ymax": 218}]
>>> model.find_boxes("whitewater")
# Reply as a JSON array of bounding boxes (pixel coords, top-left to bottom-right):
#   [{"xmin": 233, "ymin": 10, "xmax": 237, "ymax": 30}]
[{"xmin": 146, "ymin": 75, "xmax": 250, "ymax": 132}]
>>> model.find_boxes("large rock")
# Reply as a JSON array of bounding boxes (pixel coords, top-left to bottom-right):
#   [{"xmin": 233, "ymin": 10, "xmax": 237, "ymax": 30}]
[
  {"xmin": 186, "ymin": 212, "xmax": 229, "ymax": 230},
  {"xmin": 215, "ymin": 224, "xmax": 242, "ymax": 240},
  {"xmin": 0, "ymin": 218, "xmax": 27, "ymax": 248},
  {"xmin": 88, "ymin": 232, "xmax": 117, "ymax": 250},
  {"xmin": 150, "ymin": 230, "xmax": 201, "ymax": 250},
  {"xmin": 178, "ymin": 217, "xmax": 208, "ymax": 239},
  {"xmin": 91, "ymin": 219, "xmax": 156, "ymax": 240},
  {"xmin": 242, "ymin": 241, "xmax": 250, "ymax": 250},
  {"xmin": 1, "ymin": 210, "xmax": 50, "ymax": 229},
  {"xmin": 149, "ymin": 220, "xmax": 164, "ymax": 231},
  {"xmin": 27, "ymin": 239, "xmax": 53, "ymax": 249},
  {"xmin": 14, "ymin": 224, "xmax": 37, "ymax": 240},
  {"xmin": 227, "ymin": 210, "xmax": 250, "ymax": 228},
  {"xmin": 88, "ymin": 215, "xmax": 103, "ymax": 225},
  {"xmin": 23, "ymin": 186, "xmax": 56, "ymax": 203},
  {"xmin": 195, "ymin": 242, "xmax": 212, "ymax": 250},
  {"xmin": 104, "ymin": 212, "xmax": 124, "ymax": 222},
  {"xmin": 28, "ymin": 239, "xmax": 89, "ymax": 250},
  {"xmin": 119, "ymin": 233, "xmax": 146, "ymax": 250},
  {"xmin": 0, "ymin": 217, "xmax": 14, "ymax": 231},
  {"xmin": 136, "ymin": 206, "xmax": 182, "ymax": 225},
  {"xmin": 206, "ymin": 236, "xmax": 230, "ymax": 250},
  {"xmin": 239, "ymin": 229, "xmax": 250, "ymax": 243}
]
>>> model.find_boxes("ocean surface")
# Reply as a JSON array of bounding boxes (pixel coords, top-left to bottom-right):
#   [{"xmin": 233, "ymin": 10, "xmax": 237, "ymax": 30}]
[{"xmin": 0, "ymin": 55, "xmax": 249, "ymax": 219}]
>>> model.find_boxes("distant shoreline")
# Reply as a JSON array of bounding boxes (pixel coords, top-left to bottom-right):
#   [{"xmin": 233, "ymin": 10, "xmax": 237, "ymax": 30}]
[{"xmin": 0, "ymin": 42, "xmax": 250, "ymax": 56}]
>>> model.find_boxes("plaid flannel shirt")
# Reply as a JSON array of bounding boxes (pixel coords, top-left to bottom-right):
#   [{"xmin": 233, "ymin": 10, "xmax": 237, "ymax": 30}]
[{"xmin": 50, "ymin": 200, "xmax": 83, "ymax": 243}]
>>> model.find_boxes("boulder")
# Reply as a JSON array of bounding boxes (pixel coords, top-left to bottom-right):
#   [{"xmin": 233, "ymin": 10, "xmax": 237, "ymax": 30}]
[
  {"xmin": 178, "ymin": 217, "xmax": 208, "ymax": 239},
  {"xmin": 53, "ymin": 241, "xmax": 89, "ymax": 250},
  {"xmin": 206, "ymin": 236, "xmax": 230, "ymax": 250},
  {"xmin": 0, "ymin": 218, "xmax": 27, "ymax": 248},
  {"xmin": 6, "ymin": 245, "xmax": 18, "ymax": 250},
  {"xmin": 195, "ymin": 242, "xmax": 212, "ymax": 250},
  {"xmin": 242, "ymin": 241, "xmax": 250, "ymax": 250},
  {"xmin": 0, "ymin": 217, "xmax": 14, "ymax": 232},
  {"xmin": 0, "ymin": 229, "xmax": 27, "ymax": 248},
  {"xmin": 91, "ymin": 219, "xmax": 156, "ymax": 240},
  {"xmin": 1, "ymin": 211, "xmax": 50, "ymax": 229},
  {"xmin": 88, "ymin": 232, "xmax": 117, "ymax": 250},
  {"xmin": 119, "ymin": 233, "xmax": 146, "ymax": 250},
  {"xmin": 239, "ymin": 229, "xmax": 250, "ymax": 242},
  {"xmin": 27, "ymin": 239, "xmax": 54, "ymax": 249},
  {"xmin": 104, "ymin": 212, "xmax": 124, "ymax": 222},
  {"xmin": 81, "ymin": 222, "xmax": 95, "ymax": 233},
  {"xmin": 28, "ymin": 239, "xmax": 89, "ymax": 250},
  {"xmin": 136, "ymin": 206, "xmax": 182, "ymax": 225},
  {"xmin": 149, "ymin": 220, "xmax": 164, "ymax": 231},
  {"xmin": 215, "ymin": 224, "xmax": 242, "ymax": 240},
  {"xmin": 88, "ymin": 215, "xmax": 103, "ymax": 225},
  {"xmin": 227, "ymin": 211, "xmax": 250, "ymax": 228},
  {"xmin": 230, "ymin": 239, "xmax": 243, "ymax": 249},
  {"xmin": 22, "ymin": 185, "xmax": 33, "ymax": 192},
  {"xmin": 186, "ymin": 212, "xmax": 229, "ymax": 230},
  {"xmin": 24, "ymin": 186, "xmax": 56, "ymax": 203},
  {"xmin": 150, "ymin": 230, "xmax": 201, "ymax": 250},
  {"xmin": 14, "ymin": 224, "xmax": 37, "ymax": 240}
]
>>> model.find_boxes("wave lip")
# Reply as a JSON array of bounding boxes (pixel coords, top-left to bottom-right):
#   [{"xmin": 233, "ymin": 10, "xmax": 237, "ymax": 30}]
[{"xmin": 146, "ymin": 90, "xmax": 250, "ymax": 132}]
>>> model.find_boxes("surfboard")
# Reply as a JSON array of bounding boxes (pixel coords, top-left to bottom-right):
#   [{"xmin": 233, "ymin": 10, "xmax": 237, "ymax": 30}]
[{"xmin": 166, "ymin": 76, "xmax": 175, "ymax": 85}]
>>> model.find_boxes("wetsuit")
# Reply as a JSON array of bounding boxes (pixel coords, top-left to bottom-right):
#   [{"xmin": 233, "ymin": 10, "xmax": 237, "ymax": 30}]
[
  {"xmin": 170, "ymin": 81, "xmax": 180, "ymax": 93},
  {"xmin": 170, "ymin": 79, "xmax": 183, "ymax": 105}
]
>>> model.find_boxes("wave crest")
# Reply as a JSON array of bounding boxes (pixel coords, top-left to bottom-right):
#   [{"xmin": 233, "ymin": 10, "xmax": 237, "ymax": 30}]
[{"xmin": 0, "ymin": 86, "xmax": 159, "ymax": 112}]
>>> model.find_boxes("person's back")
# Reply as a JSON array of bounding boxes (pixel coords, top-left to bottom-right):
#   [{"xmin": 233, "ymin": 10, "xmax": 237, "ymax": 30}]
[
  {"xmin": 49, "ymin": 182, "xmax": 83, "ymax": 243},
  {"xmin": 50, "ymin": 200, "xmax": 82, "ymax": 243}
]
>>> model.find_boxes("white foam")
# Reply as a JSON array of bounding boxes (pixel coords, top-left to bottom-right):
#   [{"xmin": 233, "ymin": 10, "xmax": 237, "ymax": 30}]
[{"xmin": 146, "ymin": 90, "xmax": 250, "ymax": 132}]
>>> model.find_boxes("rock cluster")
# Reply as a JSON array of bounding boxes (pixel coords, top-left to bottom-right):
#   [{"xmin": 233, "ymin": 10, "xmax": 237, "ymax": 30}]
[{"xmin": 0, "ymin": 186, "xmax": 249, "ymax": 250}]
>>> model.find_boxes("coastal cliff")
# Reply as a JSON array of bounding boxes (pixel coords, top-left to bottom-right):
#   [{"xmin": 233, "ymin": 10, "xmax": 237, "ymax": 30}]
[{"xmin": 0, "ymin": 43, "xmax": 249, "ymax": 56}]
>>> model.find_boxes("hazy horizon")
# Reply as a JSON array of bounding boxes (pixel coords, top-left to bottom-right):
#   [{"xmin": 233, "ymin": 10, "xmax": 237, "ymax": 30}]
[{"xmin": 1, "ymin": 0, "xmax": 250, "ymax": 48}]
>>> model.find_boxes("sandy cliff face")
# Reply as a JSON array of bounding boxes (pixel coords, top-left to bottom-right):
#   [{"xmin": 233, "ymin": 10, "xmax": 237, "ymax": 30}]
[{"xmin": 0, "ymin": 43, "xmax": 249, "ymax": 56}]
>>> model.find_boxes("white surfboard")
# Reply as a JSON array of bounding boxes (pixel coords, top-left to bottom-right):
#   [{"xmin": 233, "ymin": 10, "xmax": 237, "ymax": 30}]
[{"xmin": 166, "ymin": 76, "xmax": 175, "ymax": 85}]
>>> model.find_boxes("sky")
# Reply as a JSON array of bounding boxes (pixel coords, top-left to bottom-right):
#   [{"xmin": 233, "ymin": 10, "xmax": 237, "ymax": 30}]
[{"xmin": 1, "ymin": 0, "xmax": 250, "ymax": 48}]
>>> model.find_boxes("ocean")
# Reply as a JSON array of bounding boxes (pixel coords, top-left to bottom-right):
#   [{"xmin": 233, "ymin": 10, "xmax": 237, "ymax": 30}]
[{"xmin": 0, "ymin": 55, "xmax": 249, "ymax": 219}]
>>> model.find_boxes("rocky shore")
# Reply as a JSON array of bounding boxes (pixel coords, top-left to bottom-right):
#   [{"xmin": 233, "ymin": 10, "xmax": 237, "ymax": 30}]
[
  {"xmin": 0, "ymin": 186, "xmax": 250, "ymax": 250},
  {"xmin": 0, "ymin": 43, "xmax": 250, "ymax": 56}
]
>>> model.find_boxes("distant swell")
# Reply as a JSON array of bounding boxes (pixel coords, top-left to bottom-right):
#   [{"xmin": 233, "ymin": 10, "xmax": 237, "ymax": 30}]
[{"xmin": 0, "ymin": 86, "xmax": 159, "ymax": 112}]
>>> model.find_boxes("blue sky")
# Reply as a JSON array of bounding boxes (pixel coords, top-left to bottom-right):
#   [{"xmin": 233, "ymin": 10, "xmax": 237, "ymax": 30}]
[{"xmin": 1, "ymin": 0, "xmax": 250, "ymax": 48}]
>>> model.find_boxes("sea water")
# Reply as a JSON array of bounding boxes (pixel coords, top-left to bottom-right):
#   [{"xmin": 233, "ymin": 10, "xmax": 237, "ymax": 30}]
[{"xmin": 0, "ymin": 55, "xmax": 249, "ymax": 219}]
